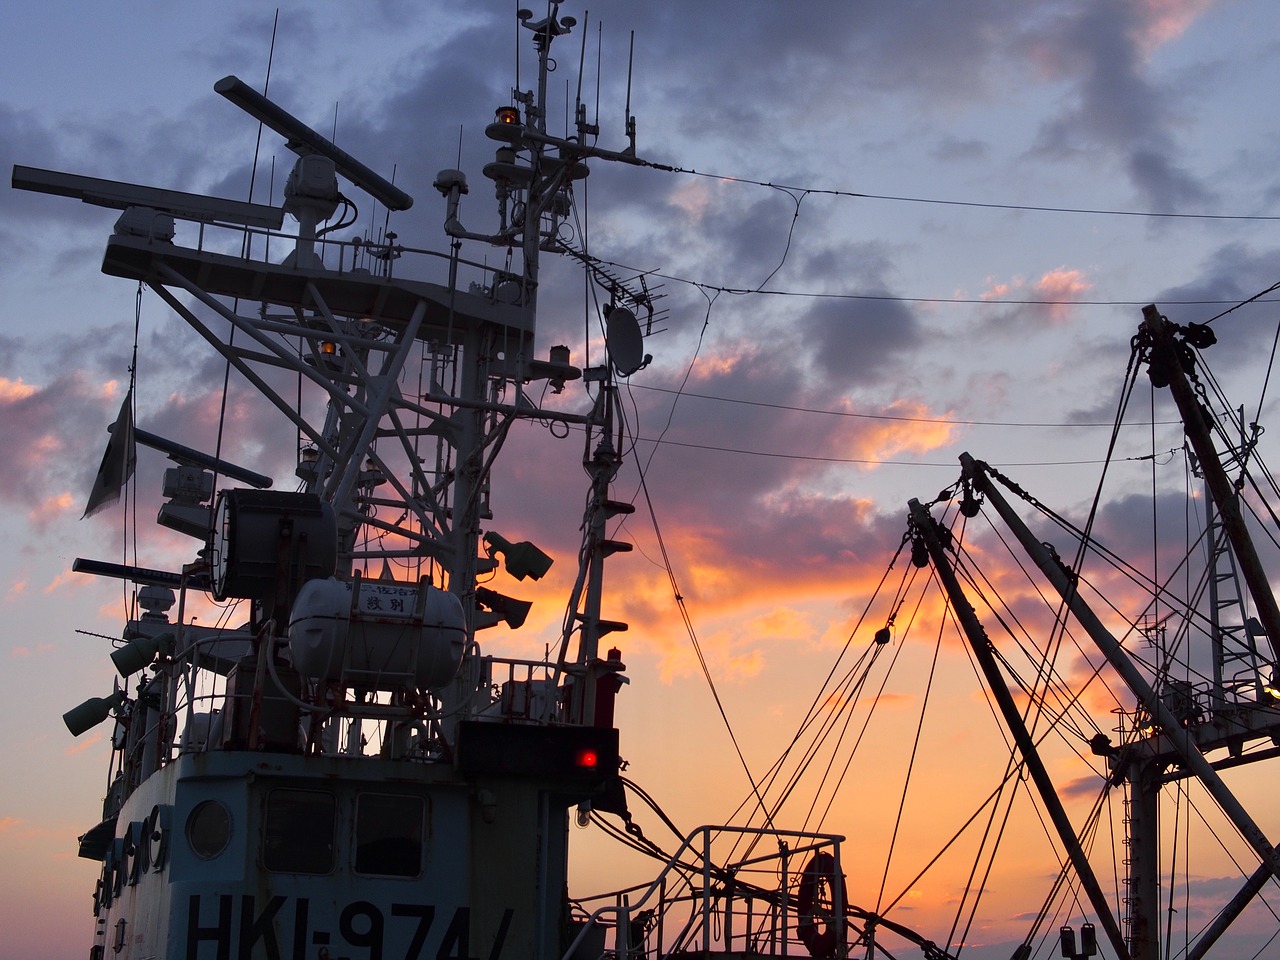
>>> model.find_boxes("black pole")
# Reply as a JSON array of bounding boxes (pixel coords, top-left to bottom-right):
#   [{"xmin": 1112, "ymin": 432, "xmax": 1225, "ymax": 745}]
[{"xmin": 907, "ymin": 499, "xmax": 1132, "ymax": 960}]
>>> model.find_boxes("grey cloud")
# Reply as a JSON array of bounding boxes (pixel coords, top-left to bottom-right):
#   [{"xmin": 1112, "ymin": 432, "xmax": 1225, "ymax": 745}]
[
  {"xmin": 1153, "ymin": 243, "xmax": 1280, "ymax": 363},
  {"xmin": 801, "ymin": 293, "xmax": 923, "ymax": 385},
  {"xmin": 932, "ymin": 137, "xmax": 991, "ymax": 164},
  {"xmin": 1025, "ymin": 1, "xmax": 1212, "ymax": 211}
]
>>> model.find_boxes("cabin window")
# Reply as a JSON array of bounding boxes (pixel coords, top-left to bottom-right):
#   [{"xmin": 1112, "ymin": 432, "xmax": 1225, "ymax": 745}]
[
  {"xmin": 186, "ymin": 800, "xmax": 232, "ymax": 860},
  {"xmin": 263, "ymin": 788, "xmax": 335, "ymax": 874},
  {"xmin": 354, "ymin": 794, "xmax": 424, "ymax": 877}
]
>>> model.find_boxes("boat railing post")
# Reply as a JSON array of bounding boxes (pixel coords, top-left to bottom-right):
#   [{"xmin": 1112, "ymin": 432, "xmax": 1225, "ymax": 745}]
[
  {"xmin": 170, "ymin": 574, "xmax": 190, "ymax": 762},
  {"xmin": 723, "ymin": 867, "xmax": 735, "ymax": 954},
  {"xmin": 777, "ymin": 841, "xmax": 788, "ymax": 957},
  {"xmin": 655, "ymin": 876, "xmax": 665, "ymax": 959},
  {"xmin": 703, "ymin": 827, "xmax": 713, "ymax": 956},
  {"xmin": 618, "ymin": 894, "xmax": 633, "ymax": 960},
  {"xmin": 833, "ymin": 843, "xmax": 845, "ymax": 958}
]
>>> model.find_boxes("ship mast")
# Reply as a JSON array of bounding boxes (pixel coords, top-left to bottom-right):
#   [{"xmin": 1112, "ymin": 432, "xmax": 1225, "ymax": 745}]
[
  {"xmin": 1138, "ymin": 305, "xmax": 1280, "ymax": 647},
  {"xmin": 889, "ymin": 303, "xmax": 1280, "ymax": 958}
]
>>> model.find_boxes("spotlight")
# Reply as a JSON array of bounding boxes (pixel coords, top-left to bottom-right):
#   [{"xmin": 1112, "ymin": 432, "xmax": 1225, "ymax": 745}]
[
  {"xmin": 110, "ymin": 631, "xmax": 175, "ymax": 677},
  {"xmin": 482, "ymin": 532, "xmax": 553, "ymax": 581},
  {"xmin": 63, "ymin": 690, "xmax": 127, "ymax": 737},
  {"xmin": 475, "ymin": 586, "xmax": 533, "ymax": 629}
]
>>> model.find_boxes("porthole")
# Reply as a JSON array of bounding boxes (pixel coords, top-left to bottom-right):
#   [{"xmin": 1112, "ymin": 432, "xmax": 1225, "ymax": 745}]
[
  {"xmin": 147, "ymin": 804, "xmax": 172, "ymax": 871},
  {"xmin": 186, "ymin": 800, "xmax": 231, "ymax": 859}
]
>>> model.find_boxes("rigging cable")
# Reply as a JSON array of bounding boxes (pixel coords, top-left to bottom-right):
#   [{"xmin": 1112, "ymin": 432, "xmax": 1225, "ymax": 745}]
[
  {"xmin": 1202, "ymin": 279, "xmax": 1280, "ymax": 326},
  {"xmin": 800, "ymin": 584, "xmax": 921, "ymax": 835},
  {"xmin": 576, "ymin": 247, "xmax": 1278, "ymax": 308},
  {"xmin": 630, "ymin": 383, "xmax": 1184, "ymax": 429},
  {"xmin": 213, "ymin": 11, "xmax": 278, "ymax": 518},
  {"xmin": 937, "ymin": 520, "xmax": 1102, "ymax": 951},
  {"xmin": 891, "ymin": 501, "xmax": 1147, "ymax": 951},
  {"xmin": 585, "ymin": 162, "xmax": 810, "ymax": 832},
  {"xmin": 723, "ymin": 538, "xmax": 914, "ymax": 841},
  {"xmin": 634, "ymin": 161, "xmax": 1280, "ymax": 223},
  {"xmin": 874, "ymin": 595, "xmax": 945, "ymax": 915},
  {"xmin": 126, "ymin": 282, "xmax": 143, "ymax": 621},
  {"xmin": 629, "ymin": 415, "xmax": 777, "ymax": 832}
]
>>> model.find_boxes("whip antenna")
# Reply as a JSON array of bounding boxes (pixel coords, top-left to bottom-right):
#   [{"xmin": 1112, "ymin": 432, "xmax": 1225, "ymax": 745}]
[{"xmin": 624, "ymin": 31, "xmax": 636, "ymax": 154}]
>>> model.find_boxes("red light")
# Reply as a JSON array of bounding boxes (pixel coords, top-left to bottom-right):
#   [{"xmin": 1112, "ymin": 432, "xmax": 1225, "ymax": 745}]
[{"xmin": 574, "ymin": 748, "xmax": 599, "ymax": 769}]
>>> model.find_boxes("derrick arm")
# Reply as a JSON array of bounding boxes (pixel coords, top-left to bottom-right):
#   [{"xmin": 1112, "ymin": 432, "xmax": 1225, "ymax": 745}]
[
  {"xmin": 906, "ymin": 498, "xmax": 1131, "ymax": 960},
  {"xmin": 961, "ymin": 456, "xmax": 1280, "ymax": 881}
]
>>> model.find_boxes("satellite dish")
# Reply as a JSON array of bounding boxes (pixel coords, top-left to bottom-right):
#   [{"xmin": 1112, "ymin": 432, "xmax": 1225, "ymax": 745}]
[{"xmin": 605, "ymin": 306, "xmax": 645, "ymax": 376}]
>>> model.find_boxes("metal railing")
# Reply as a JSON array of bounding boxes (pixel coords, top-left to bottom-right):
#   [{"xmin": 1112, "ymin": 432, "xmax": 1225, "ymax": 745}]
[{"xmin": 566, "ymin": 825, "xmax": 845, "ymax": 960}]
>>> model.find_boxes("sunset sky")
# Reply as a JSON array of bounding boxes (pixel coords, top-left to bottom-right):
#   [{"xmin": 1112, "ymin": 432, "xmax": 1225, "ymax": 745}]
[{"xmin": 3, "ymin": 2, "xmax": 1280, "ymax": 958}]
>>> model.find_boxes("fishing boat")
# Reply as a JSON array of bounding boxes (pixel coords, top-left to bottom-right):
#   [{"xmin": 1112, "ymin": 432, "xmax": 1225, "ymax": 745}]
[
  {"xmin": 16, "ymin": 5, "xmax": 1280, "ymax": 960},
  {"xmin": 14, "ymin": 6, "xmax": 947, "ymax": 959}
]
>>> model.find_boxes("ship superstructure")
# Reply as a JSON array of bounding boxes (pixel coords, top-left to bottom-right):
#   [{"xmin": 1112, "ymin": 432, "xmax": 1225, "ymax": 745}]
[
  {"xmin": 17, "ymin": 6, "xmax": 900, "ymax": 960},
  {"xmin": 20, "ymin": 6, "xmax": 646, "ymax": 958}
]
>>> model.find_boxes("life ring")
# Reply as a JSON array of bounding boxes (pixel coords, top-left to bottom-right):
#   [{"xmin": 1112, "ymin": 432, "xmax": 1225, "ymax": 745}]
[{"xmin": 796, "ymin": 852, "xmax": 848, "ymax": 957}]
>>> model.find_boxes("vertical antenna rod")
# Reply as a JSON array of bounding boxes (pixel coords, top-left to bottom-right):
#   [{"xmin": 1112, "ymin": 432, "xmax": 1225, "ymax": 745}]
[
  {"xmin": 575, "ymin": 10, "xmax": 588, "ymax": 124},
  {"xmin": 624, "ymin": 31, "xmax": 636, "ymax": 153}
]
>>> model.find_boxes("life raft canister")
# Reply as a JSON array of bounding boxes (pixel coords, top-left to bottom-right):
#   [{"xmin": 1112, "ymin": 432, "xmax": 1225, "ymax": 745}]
[{"xmin": 795, "ymin": 851, "xmax": 848, "ymax": 958}]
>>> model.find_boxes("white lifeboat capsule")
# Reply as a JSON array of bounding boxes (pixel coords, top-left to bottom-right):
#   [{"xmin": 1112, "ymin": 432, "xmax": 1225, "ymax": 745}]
[{"xmin": 288, "ymin": 577, "xmax": 466, "ymax": 690}]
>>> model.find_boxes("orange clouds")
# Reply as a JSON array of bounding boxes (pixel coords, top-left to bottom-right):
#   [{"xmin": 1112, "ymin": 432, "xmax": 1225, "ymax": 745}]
[
  {"xmin": 1134, "ymin": 0, "xmax": 1222, "ymax": 55},
  {"xmin": 45, "ymin": 569, "xmax": 81, "ymax": 595},
  {"xmin": 63, "ymin": 731, "xmax": 105, "ymax": 756},
  {"xmin": 669, "ymin": 180, "xmax": 714, "ymax": 222},
  {"xmin": 845, "ymin": 399, "xmax": 960, "ymax": 461},
  {"xmin": 10, "ymin": 641, "xmax": 55, "ymax": 658},
  {"xmin": 0, "ymin": 377, "xmax": 39, "ymax": 402},
  {"xmin": 980, "ymin": 267, "xmax": 1092, "ymax": 322},
  {"xmin": 30, "ymin": 491, "xmax": 75, "ymax": 525}
]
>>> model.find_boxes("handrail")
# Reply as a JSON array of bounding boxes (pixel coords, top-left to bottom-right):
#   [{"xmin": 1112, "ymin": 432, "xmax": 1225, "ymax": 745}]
[{"xmin": 561, "ymin": 825, "xmax": 844, "ymax": 960}]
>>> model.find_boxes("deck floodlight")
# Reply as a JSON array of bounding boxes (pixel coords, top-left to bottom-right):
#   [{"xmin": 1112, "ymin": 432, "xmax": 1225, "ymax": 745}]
[
  {"xmin": 110, "ymin": 631, "xmax": 175, "ymax": 677},
  {"xmin": 475, "ymin": 586, "xmax": 533, "ymax": 629},
  {"xmin": 483, "ymin": 532, "xmax": 553, "ymax": 581},
  {"xmin": 63, "ymin": 690, "xmax": 127, "ymax": 737}
]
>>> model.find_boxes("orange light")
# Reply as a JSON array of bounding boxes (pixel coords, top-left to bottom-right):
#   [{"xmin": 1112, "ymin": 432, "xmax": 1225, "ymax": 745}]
[
  {"xmin": 496, "ymin": 106, "xmax": 521, "ymax": 125},
  {"xmin": 320, "ymin": 340, "xmax": 337, "ymax": 356}
]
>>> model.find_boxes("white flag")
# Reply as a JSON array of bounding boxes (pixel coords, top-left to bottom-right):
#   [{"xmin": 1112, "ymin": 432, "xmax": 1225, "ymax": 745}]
[{"xmin": 82, "ymin": 390, "xmax": 137, "ymax": 518}]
